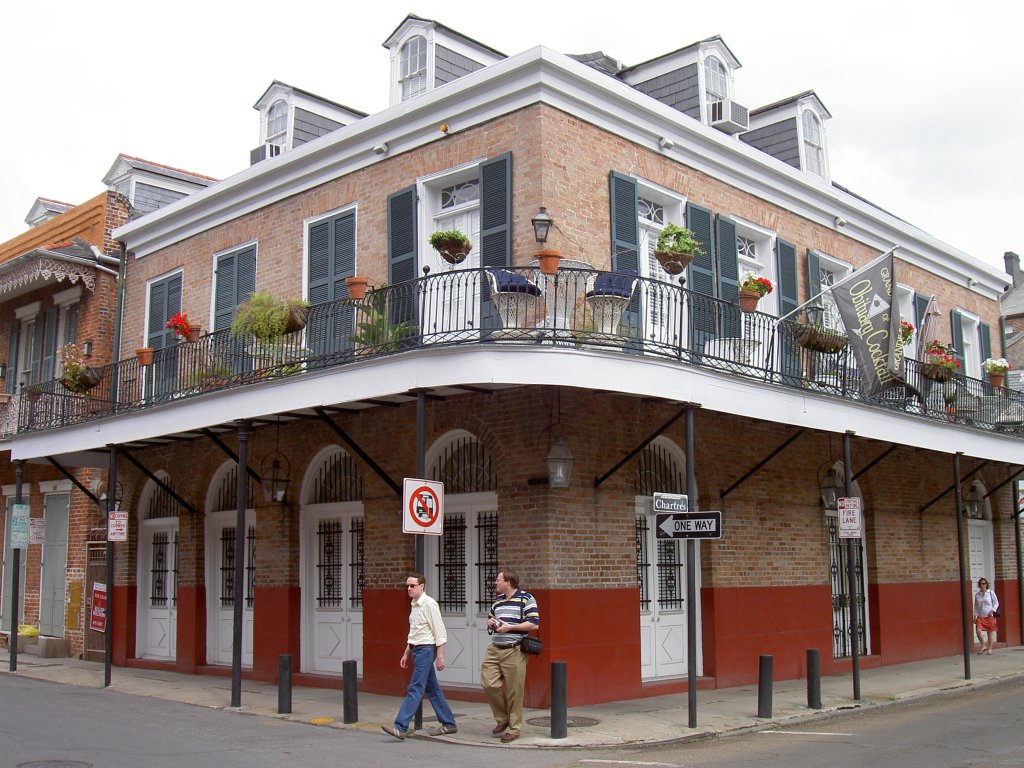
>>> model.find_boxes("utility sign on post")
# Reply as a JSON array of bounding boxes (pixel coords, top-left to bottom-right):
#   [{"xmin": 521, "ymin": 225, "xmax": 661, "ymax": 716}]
[
  {"xmin": 10, "ymin": 504, "xmax": 29, "ymax": 550},
  {"xmin": 653, "ymin": 492, "xmax": 688, "ymax": 513},
  {"xmin": 655, "ymin": 511, "xmax": 723, "ymax": 539},
  {"xmin": 108, "ymin": 510, "xmax": 128, "ymax": 542},
  {"xmin": 838, "ymin": 497, "xmax": 862, "ymax": 539},
  {"xmin": 403, "ymin": 478, "xmax": 444, "ymax": 536}
]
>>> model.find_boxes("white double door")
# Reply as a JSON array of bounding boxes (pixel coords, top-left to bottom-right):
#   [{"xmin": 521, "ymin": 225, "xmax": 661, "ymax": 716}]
[
  {"xmin": 968, "ymin": 519, "xmax": 995, "ymax": 587},
  {"xmin": 637, "ymin": 499, "xmax": 699, "ymax": 681},
  {"xmin": 39, "ymin": 494, "xmax": 69, "ymax": 638},
  {"xmin": 300, "ymin": 504, "xmax": 364, "ymax": 674},
  {"xmin": 206, "ymin": 510, "xmax": 254, "ymax": 667},
  {"xmin": 137, "ymin": 519, "xmax": 178, "ymax": 659},
  {"xmin": 422, "ymin": 208, "xmax": 482, "ymax": 340},
  {"xmin": 425, "ymin": 496, "xmax": 496, "ymax": 687}
]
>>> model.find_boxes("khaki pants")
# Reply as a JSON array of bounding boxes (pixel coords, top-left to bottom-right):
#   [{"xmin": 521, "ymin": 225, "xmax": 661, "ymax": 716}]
[{"xmin": 480, "ymin": 643, "xmax": 528, "ymax": 734}]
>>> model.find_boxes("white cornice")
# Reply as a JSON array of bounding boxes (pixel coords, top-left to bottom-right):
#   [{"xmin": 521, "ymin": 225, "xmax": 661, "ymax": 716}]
[{"xmin": 113, "ymin": 46, "xmax": 1008, "ymax": 297}]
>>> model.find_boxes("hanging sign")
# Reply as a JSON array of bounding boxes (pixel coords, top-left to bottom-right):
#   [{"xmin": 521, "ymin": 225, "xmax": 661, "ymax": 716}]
[
  {"xmin": 656, "ymin": 511, "xmax": 723, "ymax": 539},
  {"xmin": 403, "ymin": 478, "xmax": 444, "ymax": 536},
  {"xmin": 838, "ymin": 497, "xmax": 863, "ymax": 539},
  {"xmin": 10, "ymin": 504, "xmax": 29, "ymax": 550}
]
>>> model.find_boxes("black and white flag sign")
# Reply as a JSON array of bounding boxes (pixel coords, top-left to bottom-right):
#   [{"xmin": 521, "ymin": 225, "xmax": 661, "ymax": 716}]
[{"xmin": 831, "ymin": 253, "xmax": 907, "ymax": 397}]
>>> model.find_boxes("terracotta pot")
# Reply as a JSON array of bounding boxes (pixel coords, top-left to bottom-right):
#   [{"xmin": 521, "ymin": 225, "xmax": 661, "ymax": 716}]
[
  {"xmin": 136, "ymin": 347, "xmax": 155, "ymax": 366},
  {"xmin": 738, "ymin": 289, "xmax": 761, "ymax": 313},
  {"xmin": 989, "ymin": 372, "xmax": 1005, "ymax": 389},
  {"xmin": 946, "ymin": 405, "xmax": 957, "ymax": 422},
  {"xmin": 654, "ymin": 250, "xmax": 694, "ymax": 276},
  {"xmin": 346, "ymin": 276, "xmax": 370, "ymax": 301},
  {"xmin": 185, "ymin": 325, "xmax": 202, "ymax": 343},
  {"xmin": 537, "ymin": 249, "xmax": 562, "ymax": 275}
]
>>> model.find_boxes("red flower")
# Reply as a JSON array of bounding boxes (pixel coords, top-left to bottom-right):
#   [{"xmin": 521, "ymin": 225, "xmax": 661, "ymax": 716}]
[{"xmin": 166, "ymin": 312, "xmax": 192, "ymax": 338}]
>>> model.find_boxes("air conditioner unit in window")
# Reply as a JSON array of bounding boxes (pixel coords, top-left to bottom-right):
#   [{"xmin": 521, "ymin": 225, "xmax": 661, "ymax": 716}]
[
  {"xmin": 709, "ymin": 100, "xmax": 749, "ymax": 134},
  {"xmin": 249, "ymin": 143, "xmax": 283, "ymax": 166}
]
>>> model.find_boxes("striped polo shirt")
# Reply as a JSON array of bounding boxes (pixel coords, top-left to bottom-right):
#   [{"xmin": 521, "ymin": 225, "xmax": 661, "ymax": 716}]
[{"xmin": 488, "ymin": 589, "xmax": 539, "ymax": 647}]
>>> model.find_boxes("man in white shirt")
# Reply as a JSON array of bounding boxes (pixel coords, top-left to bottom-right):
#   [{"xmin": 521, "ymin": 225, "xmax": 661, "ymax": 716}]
[{"xmin": 382, "ymin": 573, "xmax": 458, "ymax": 739}]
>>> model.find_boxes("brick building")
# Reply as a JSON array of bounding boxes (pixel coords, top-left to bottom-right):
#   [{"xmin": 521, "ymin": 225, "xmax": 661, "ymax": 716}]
[
  {"xmin": 0, "ymin": 156, "xmax": 213, "ymax": 659},
  {"xmin": 6, "ymin": 16, "xmax": 1022, "ymax": 706}
]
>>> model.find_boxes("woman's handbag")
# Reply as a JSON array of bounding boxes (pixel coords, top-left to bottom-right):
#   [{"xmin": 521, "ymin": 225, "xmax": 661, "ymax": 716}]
[
  {"xmin": 520, "ymin": 636, "xmax": 542, "ymax": 655},
  {"xmin": 993, "ymin": 610, "xmax": 1001, "ymax": 618}
]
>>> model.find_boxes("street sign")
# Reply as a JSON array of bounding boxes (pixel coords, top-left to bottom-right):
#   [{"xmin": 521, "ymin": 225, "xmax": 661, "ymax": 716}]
[
  {"xmin": 653, "ymin": 492, "xmax": 688, "ymax": 513},
  {"xmin": 108, "ymin": 510, "xmax": 128, "ymax": 542},
  {"xmin": 838, "ymin": 497, "xmax": 862, "ymax": 539},
  {"xmin": 10, "ymin": 503, "xmax": 29, "ymax": 550},
  {"xmin": 29, "ymin": 517, "xmax": 45, "ymax": 545},
  {"xmin": 655, "ymin": 511, "xmax": 723, "ymax": 539},
  {"xmin": 403, "ymin": 478, "xmax": 444, "ymax": 536},
  {"xmin": 90, "ymin": 583, "xmax": 107, "ymax": 633}
]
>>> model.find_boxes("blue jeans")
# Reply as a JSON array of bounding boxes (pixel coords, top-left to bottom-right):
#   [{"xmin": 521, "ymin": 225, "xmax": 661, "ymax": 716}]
[{"xmin": 394, "ymin": 645, "xmax": 456, "ymax": 731}]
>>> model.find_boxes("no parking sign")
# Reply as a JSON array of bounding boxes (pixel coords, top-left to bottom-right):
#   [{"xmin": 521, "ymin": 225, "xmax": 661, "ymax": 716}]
[{"xmin": 403, "ymin": 478, "xmax": 444, "ymax": 536}]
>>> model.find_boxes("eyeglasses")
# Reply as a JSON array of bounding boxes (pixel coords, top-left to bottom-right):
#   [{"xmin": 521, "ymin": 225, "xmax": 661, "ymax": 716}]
[{"xmin": 406, "ymin": 583, "xmax": 420, "ymax": 588}]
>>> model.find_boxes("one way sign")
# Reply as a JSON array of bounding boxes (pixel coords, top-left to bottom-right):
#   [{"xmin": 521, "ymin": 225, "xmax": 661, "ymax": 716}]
[{"xmin": 655, "ymin": 512, "xmax": 723, "ymax": 540}]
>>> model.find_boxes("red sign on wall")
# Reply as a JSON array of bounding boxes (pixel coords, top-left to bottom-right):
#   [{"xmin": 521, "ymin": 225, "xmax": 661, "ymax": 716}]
[{"xmin": 90, "ymin": 583, "xmax": 107, "ymax": 633}]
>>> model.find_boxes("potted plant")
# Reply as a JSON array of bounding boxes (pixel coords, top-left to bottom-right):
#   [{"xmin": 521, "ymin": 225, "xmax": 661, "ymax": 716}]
[
  {"xmin": 230, "ymin": 293, "xmax": 310, "ymax": 341},
  {"xmin": 982, "ymin": 357, "xmax": 1010, "ymax": 389},
  {"xmin": 135, "ymin": 347, "xmax": 155, "ymax": 366},
  {"xmin": 943, "ymin": 389, "xmax": 958, "ymax": 421},
  {"xmin": 537, "ymin": 249, "xmax": 562, "ymax": 275},
  {"xmin": 737, "ymin": 273, "xmax": 773, "ymax": 312},
  {"xmin": 24, "ymin": 384, "xmax": 43, "ymax": 403},
  {"xmin": 347, "ymin": 284, "xmax": 418, "ymax": 354},
  {"xmin": 921, "ymin": 340, "xmax": 960, "ymax": 382},
  {"xmin": 791, "ymin": 319, "xmax": 848, "ymax": 354},
  {"xmin": 346, "ymin": 276, "xmax": 370, "ymax": 301},
  {"xmin": 894, "ymin": 319, "xmax": 914, "ymax": 368},
  {"xmin": 653, "ymin": 224, "xmax": 704, "ymax": 275},
  {"xmin": 167, "ymin": 312, "xmax": 201, "ymax": 343},
  {"xmin": 58, "ymin": 343, "xmax": 102, "ymax": 394},
  {"xmin": 428, "ymin": 229, "xmax": 472, "ymax": 265}
]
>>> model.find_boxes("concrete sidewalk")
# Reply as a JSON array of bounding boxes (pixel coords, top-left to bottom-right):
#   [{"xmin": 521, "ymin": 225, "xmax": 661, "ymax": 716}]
[{"xmin": 2, "ymin": 647, "xmax": 1023, "ymax": 748}]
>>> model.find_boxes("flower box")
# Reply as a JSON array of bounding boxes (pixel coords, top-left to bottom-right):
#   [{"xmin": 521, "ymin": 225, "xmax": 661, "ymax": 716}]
[{"xmin": 921, "ymin": 363, "xmax": 954, "ymax": 383}]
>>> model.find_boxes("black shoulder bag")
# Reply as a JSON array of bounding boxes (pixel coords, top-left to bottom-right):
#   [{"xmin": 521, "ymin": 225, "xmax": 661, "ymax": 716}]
[{"xmin": 518, "ymin": 593, "xmax": 542, "ymax": 655}]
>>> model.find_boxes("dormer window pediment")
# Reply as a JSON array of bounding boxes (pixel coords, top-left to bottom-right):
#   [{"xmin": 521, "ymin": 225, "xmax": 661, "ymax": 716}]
[{"xmin": 251, "ymin": 82, "xmax": 367, "ymax": 165}]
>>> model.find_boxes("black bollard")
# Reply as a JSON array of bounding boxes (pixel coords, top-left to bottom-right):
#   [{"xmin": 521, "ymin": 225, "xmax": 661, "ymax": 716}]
[
  {"xmin": 278, "ymin": 654, "xmax": 292, "ymax": 714},
  {"xmin": 342, "ymin": 659, "xmax": 358, "ymax": 724},
  {"xmin": 806, "ymin": 648, "xmax": 822, "ymax": 709},
  {"xmin": 551, "ymin": 661, "xmax": 567, "ymax": 739},
  {"xmin": 757, "ymin": 654, "xmax": 773, "ymax": 718}
]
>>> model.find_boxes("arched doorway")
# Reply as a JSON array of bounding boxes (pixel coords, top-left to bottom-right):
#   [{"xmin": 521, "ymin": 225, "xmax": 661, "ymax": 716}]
[
  {"xmin": 822, "ymin": 460, "xmax": 870, "ymax": 658},
  {"xmin": 204, "ymin": 461, "xmax": 259, "ymax": 667},
  {"xmin": 135, "ymin": 472, "xmax": 179, "ymax": 660},
  {"xmin": 299, "ymin": 446, "xmax": 364, "ymax": 675},
  {"xmin": 423, "ymin": 429, "xmax": 497, "ymax": 687},
  {"xmin": 965, "ymin": 480, "xmax": 995, "ymax": 587},
  {"xmin": 635, "ymin": 437, "xmax": 700, "ymax": 680}
]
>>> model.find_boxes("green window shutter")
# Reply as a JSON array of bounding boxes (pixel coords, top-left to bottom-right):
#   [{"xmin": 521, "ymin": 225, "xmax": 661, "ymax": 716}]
[
  {"xmin": 479, "ymin": 153, "xmax": 512, "ymax": 269},
  {"xmin": 307, "ymin": 212, "xmax": 355, "ymax": 359},
  {"xmin": 950, "ymin": 310, "xmax": 965, "ymax": 368},
  {"xmin": 609, "ymin": 172, "xmax": 638, "ymax": 272},
  {"xmin": 387, "ymin": 186, "xmax": 420, "ymax": 337},
  {"xmin": 716, "ymin": 216, "xmax": 740, "ymax": 336},
  {"xmin": 979, "ymin": 322, "xmax": 992, "ymax": 363},
  {"xmin": 29, "ymin": 313, "xmax": 44, "ymax": 384},
  {"xmin": 41, "ymin": 308, "xmax": 59, "ymax": 382},
  {"xmin": 685, "ymin": 202, "xmax": 715, "ymax": 297},
  {"xmin": 147, "ymin": 273, "xmax": 182, "ymax": 350},
  {"xmin": 5, "ymin": 323, "xmax": 19, "ymax": 394},
  {"xmin": 914, "ymin": 294, "xmax": 929, "ymax": 329},
  {"xmin": 64, "ymin": 303, "xmax": 79, "ymax": 344},
  {"xmin": 775, "ymin": 240, "xmax": 798, "ymax": 318},
  {"xmin": 806, "ymin": 249, "xmax": 822, "ymax": 307}
]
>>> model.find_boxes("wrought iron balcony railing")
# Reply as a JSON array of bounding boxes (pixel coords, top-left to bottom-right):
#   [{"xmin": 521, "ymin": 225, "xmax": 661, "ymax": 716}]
[{"xmin": 10, "ymin": 266, "xmax": 1024, "ymax": 438}]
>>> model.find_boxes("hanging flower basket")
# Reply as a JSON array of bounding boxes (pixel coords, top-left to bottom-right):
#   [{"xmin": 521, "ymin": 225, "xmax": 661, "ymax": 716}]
[
  {"xmin": 283, "ymin": 303, "xmax": 310, "ymax": 334},
  {"xmin": 653, "ymin": 250, "xmax": 694, "ymax": 276},
  {"xmin": 433, "ymin": 238, "xmax": 472, "ymax": 265},
  {"xmin": 60, "ymin": 367, "xmax": 103, "ymax": 394},
  {"xmin": 738, "ymin": 289, "xmax": 761, "ymax": 313},
  {"xmin": 792, "ymin": 323, "xmax": 848, "ymax": 354},
  {"xmin": 25, "ymin": 387, "xmax": 43, "ymax": 403},
  {"xmin": 920, "ymin": 362, "xmax": 954, "ymax": 383}
]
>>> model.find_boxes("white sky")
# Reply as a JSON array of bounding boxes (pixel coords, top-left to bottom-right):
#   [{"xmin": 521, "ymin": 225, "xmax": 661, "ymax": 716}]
[{"xmin": 4, "ymin": 1, "xmax": 1022, "ymax": 276}]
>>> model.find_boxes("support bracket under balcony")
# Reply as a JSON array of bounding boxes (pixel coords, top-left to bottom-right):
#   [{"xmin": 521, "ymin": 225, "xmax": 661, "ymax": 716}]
[
  {"xmin": 982, "ymin": 465, "xmax": 1024, "ymax": 513},
  {"xmin": 593, "ymin": 404, "xmax": 696, "ymax": 488},
  {"xmin": 202, "ymin": 429, "xmax": 264, "ymax": 488},
  {"xmin": 119, "ymin": 449, "xmax": 197, "ymax": 515},
  {"xmin": 851, "ymin": 445, "xmax": 900, "ymax": 482},
  {"xmin": 44, "ymin": 456, "xmax": 101, "ymax": 506},
  {"xmin": 918, "ymin": 460, "xmax": 991, "ymax": 513},
  {"xmin": 720, "ymin": 428, "xmax": 806, "ymax": 499},
  {"xmin": 314, "ymin": 407, "xmax": 401, "ymax": 496}
]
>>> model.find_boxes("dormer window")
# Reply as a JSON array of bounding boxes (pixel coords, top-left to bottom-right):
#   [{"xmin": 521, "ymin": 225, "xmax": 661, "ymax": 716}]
[
  {"xmin": 704, "ymin": 56, "xmax": 728, "ymax": 106},
  {"xmin": 266, "ymin": 100, "xmax": 289, "ymax": 150},
  {"xmin": 400, "ymin": 36, "xmax": 428, "ymax": 101},
  {"xmin": 802, "ymin": 110, "xmax": 824, "ymax": 178}
]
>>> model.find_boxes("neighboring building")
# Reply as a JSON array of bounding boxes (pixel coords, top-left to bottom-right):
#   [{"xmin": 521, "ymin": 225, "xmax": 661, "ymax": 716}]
[
  {"xmin": 0, "ymin": 157, "xmax": 214, "ymax": 661},
  {"xmin": 6, "ymin": 16, "xmax": 1021, "ymax": 708}
]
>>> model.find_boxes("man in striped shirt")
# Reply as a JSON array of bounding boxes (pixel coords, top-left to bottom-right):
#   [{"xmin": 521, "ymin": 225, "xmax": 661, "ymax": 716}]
[{"xmin": 480, "ymin": 567, "xmax": 539, "ymax": 743}]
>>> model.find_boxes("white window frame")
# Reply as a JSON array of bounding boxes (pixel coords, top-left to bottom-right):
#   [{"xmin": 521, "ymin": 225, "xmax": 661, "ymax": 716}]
[
  {"xmin": 399, "ymin": 35, "xmax": 429, "ymax": 102},
  {"xmin": 418, "ymin": 160, "xmax": 482, "ymax": 272},
  {"xmin": 265, "ymin": 99, "xmax": 290, "ymax": 150},
  {"xmin": 895, "ymin": 284, "xmax": 916, "ymax": 355},
  {"xmin": 730, "ymin": 216, "xmax": 778, "ymax": 316},
  {"xmin": 52, "ymin": 285, "xmax": 82, "ymax": 377},
  {"xmin": 800, "ymin": 108, "xmax": 828, "ymax": 180},
  {"xmin": 702, "ymin": 55, "xmax": 729, "ymax": 108},
  {"xmin": 636, "ymin": 179, "xmax": 686, "ymax": 280},
  {"xmin": 814, "ymin": 251, "xmax": 853, "ymax": 332},
  {"xmin": 957, "ymin": 308, "xmax": 983, "ymax": 378}
]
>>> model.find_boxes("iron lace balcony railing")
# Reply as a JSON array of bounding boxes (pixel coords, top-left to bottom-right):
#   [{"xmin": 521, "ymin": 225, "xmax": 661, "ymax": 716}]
[{"xmin": 14, "ymin": 266, "xmax": 1024, "ymax": 438}]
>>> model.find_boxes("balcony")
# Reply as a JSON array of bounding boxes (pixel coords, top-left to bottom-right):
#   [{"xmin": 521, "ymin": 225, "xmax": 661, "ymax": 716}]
[{"xmin": 10, "ymin": 266, "xmax": 1024, "ymax": 439}]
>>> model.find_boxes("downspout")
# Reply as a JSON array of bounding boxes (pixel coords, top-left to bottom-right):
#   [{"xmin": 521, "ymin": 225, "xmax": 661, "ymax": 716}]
[{"xmin": 110, "ymin": 242, "xmax": 128, "ymax": 405}]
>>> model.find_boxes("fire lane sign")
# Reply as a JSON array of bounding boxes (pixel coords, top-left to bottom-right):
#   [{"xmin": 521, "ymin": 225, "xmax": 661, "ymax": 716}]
[
  {"xmin": 838, "ymin": 497, "xmax": 863, "ymax": 539},
  {"xmin": 655, "ymin": 511, "xmax": 723, "ymax": 539}
]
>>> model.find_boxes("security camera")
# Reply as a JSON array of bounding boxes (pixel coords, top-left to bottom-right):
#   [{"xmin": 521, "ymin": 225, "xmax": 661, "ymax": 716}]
[
  {"xmin": 834, "ymin": 216, "xmax": 847, "ymax": 228},
  {"xmin": 968, "ymin": 278, "xmax": 979, "ymax": 287},
  {"xmin": 372, "ymin": 142, "xmax": 388, "ymax": 155},
  {"xmin": 658, "ymin": 136, "xmax": 675, "ymax": 150}
]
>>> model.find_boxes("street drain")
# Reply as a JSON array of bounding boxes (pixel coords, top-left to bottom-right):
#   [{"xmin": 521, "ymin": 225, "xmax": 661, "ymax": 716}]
[
  {"xmin": 18, "ymin": 762, "xmax": 93, "ymax": 768},
  {"xmin": 526, "ymin": 716, "xmax": 600, "ymax": 728}
]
